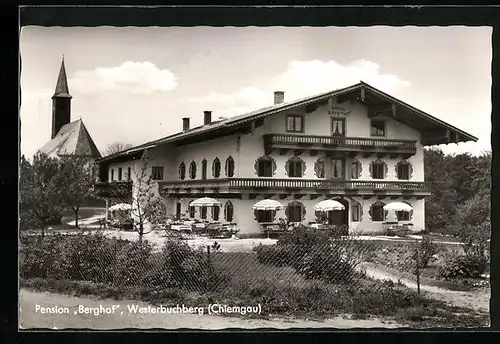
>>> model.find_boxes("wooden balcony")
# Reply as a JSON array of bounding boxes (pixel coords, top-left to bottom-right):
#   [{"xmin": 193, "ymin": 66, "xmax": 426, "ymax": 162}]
[
  {"xmin": 263, "ymin": 134, "xmax": 417, "ymax": 157},
  {"xmin": 159, "ymin": 178, "xmax": 431, "ymax": 195},
  {"xmin": 94, "ymin": 181, "xmax": 133, "ymax": 199}
]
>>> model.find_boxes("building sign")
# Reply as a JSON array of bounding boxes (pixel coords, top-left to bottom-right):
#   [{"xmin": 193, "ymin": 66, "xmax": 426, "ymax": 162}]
[{"xmin": 328, "ymin": 106, "xmax": 351, "ymax": 116}]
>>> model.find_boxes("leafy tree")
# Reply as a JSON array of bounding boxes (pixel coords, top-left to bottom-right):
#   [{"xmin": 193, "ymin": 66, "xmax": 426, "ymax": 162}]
[
  {"xmin": 109, "ymin": 150, "xmax": 166, "ymax": 242},
  {"xmin": 104, "ymin": 142, "xmax": 133, "ymax": 156},
  {"xmin": 57, "ymin": 155, "xmax": 95, "ymax": 229},
  {"xmin": 19, "ymin": 153, "xmax": 64, "ymax": 237}
]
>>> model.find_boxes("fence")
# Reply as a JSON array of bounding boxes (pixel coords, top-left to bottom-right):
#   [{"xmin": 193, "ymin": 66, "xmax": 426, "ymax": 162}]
[{"xmin": 18, "ymin": 228, "xmax": 487, "ymax": 318}]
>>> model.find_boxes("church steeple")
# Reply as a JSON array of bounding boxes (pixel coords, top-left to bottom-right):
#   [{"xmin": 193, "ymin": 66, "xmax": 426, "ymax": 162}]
[{"xmin": 51, "ymin": 56, "xmax": 72, "ymax": 138}]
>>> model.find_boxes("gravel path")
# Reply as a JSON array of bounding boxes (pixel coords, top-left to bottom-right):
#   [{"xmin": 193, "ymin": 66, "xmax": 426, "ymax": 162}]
[{"xmin": 19, "ymin": 289, "xmax": 404, "ymax": 330}]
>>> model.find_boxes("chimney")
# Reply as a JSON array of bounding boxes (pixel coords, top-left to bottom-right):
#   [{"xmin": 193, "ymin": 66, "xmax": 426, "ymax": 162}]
[
  {"xmin": 274, "ymin": 91, "xmax": 285, "ymax": 105},
  {"xmin": 182, "ymin": 117, "xmax": 190, "ymax": 132},
  {"xmin": 204, "ymin": 111, "xmax": 212, "ymax": 125}
]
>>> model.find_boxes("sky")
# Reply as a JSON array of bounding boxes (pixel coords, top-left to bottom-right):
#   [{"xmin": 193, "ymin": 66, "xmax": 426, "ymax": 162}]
[{"xmin": 20, "ymin": 26, "xmax": 492, "ymax": 158}]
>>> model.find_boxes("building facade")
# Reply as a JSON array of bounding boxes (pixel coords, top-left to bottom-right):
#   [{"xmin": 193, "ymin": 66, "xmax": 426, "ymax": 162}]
[{"xmin": 95, "ymin": 82, "xmax": 477, "ymax": 235}]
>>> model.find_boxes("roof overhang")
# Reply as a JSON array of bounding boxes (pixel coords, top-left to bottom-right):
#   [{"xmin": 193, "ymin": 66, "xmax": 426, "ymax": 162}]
[{"xmin": 97, "ymin": 81, "xmax": 478, "ymax": 165}]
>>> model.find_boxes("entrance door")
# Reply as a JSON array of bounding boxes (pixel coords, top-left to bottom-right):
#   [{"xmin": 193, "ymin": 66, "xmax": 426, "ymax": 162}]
[
  {"xmin": 327, "ymin": 198, "xmax": 349, "ymax": 235},
  {"xmin": 176, "ymin": 203, "xmax": 181, "ymax": 219}
]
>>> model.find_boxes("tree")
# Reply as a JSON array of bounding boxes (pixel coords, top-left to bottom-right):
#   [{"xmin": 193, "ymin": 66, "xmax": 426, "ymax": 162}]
[
  {"xmin": 110, "ymin": 150, "xmax": 166, "ymax": 242},
  {"xmin": 58, "ymin": 155, "xmax": 95, "ymax": 229},
  {"xmin": 19, "ymin": 153, "xmax": 64, "ymax": 237},
  {"xmin": 104, "ymin": 142, "xmax": 133, "ymax": 156}
]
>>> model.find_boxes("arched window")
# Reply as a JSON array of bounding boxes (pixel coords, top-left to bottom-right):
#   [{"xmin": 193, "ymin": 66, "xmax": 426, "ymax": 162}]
[
  {"xmin": 201, "ymin": 159, "xmax": 207, "ymax": 180},
  {"xmin": 201, "ymin": 206, "xmax": 207, "ymax": 219},
  {"xmin": 189, "ymin": 161, "xmax": 197, "ymax": 179},
  {"xmin": 396, "ymin": 160, "xmax": 412, "ymax": 180},
  {"xmin": 369, "ymin": 159, "xmax": 387, "ymax": 180},
  {"xmin": 369, "ymin": 201, "xmax": 388, "ymax": 222},
  {"xmin": 254, "ymin": 209, "xmax": 276, "ymax": 223},
  {"xmin": 351, "ymin": 158, "xmax": 362, "ymax": 179},
  {"xmin": 285, "ymin": 156, "xmax": 305, "ymax": 178},
  {"xmin": 178, "ymin": 162, "xmax": 186, "ymax": 180},
  {"xmin": 286, "ymin": 200, "xmax": 305, "ymax": 222},
  {"xmin": 224, "ymin": 201, "xmax": 234, "ymax": 222},
  {"xmin": 351, "ymin": 202, "xmax": 362, "ymax": 222},
  {"xmin": 255, "ymin": 155, "xmax": 276, "ymax": 177},
  {"xmin": 225, "ymin": 156, "xmax": 235, "ymax": 177},
  {"xmin": 314, "ymin": 158, "xmax": 325, "ymax": 178},
  {"xmin": 211, "ymin": 206, "xmax": 220, "ymax": 221},
  {"xmin": 212, "ymin": 157, "xmax": 221, "ymax": 178},
  {"xmin": 189, "ymin": 203, "xmax": 196, "ymax": 218}
]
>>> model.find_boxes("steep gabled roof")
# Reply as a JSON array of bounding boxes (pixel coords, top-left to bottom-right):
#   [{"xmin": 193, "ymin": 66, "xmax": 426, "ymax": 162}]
[
  {"xmin": 52, "ymin": 57, "xmax": 72, "ymax": 99},
  {"xmin": 39, "ymin": 119, "xmax": 101, "ymax": 158},
  {"xmin": 97, "ymin": 81, "xmax": 478, "ymax": 164}
]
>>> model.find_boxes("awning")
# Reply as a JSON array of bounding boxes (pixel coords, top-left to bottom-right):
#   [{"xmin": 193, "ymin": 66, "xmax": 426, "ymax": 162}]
[
  {"xmin": 313, "ymin": 199, "xmax": 345, "ymax": 212},
  {"xmin": 383, "ymin": 202, "xmax": 412, "ymax": 212},
  {"xmin": 252, "ymin": 199, "xmax": 285, "ymax": 211},
  {"xmin": 190, "ymin": 197, "xmax": 221, "ymax": 207}
]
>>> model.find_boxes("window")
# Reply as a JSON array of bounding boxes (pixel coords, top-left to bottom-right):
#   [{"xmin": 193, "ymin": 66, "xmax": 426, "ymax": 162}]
[
  {"xmin": 286, "ymin": 201, "xmax": 304, "ymax": 222},
  {"xmin": 370, "ymin": 202, "xmax": 386, "ymax": 222},
  {"xmin": 225, "ymin": 156, "xmax": 235, "ymax": 177},
  {"xmin": 371, "ymin": 160, "xmax": 386, "ymax": 179},
  {"xmin": 287, "ymin": 157, "xmax": 304, "ymax": 177},
  {"xmin": 370, "ymin": 120, "xmax": 385, "ymax": 137},
  {"xmin": 255, "ymin": 210, "xmax": 275, "ymax": 223},
  {"xmin": 118, "ymin": 167, "xmax": 122, "ymax": 181},
  {"xmin": 397, "ymin": 161, "xmax": 411, "ymax": 180},
  {"xmin": 286, "ymin": 115, "xmax": 304, "ymax": 133},
  {"xmin": 224, "ymin": 201, "xmax": 234, "ymax": 222},
  {"xmin": 256, "ymin": 156, "xmax": 274, "ymax": 177},
  {"xmin": 111, "ymin": 169, "xmax": 114, "ymax": 181},
  {"xmin": 331, "ymin": 118, "xmax": 346, "ymax": 136},
  {"xmin": 314, "ymin": 158, "xmax": 325, "ymax": 178},
  {"xmin": 189, "ymin": 161, "xmax": 197, "ymax": 179},
  {"xmin": 211, "ymin": 206, "xmax": 220, "ymax": 221},
  {"xmin": 213, "ymin": 158, "xmax": 221, "ymax": 178},
  {"xmin": 176, "ymin": 203, "xmax": 181, "ymax": 219},
  {"xmin": 396, "ymin": 211, "xmax": 410, "ymax": 221},
  {"xmin": 127, "ymin": 167, "xmax": 131, "ymax": 181},
  {"xmin": 201, "ymin": 206, "xmax": 207, "ymax": 219},
  {"xmin": 351, "ymin": 160, "xmax": 361, "ymax": 179},
  {"xmin": 189, "ymin": 204, "xmax": 196, "ymax": 218},
  {"xmin": 152, "ymin": 166, "xmax": 164, "ymax": 180},
  {"xmin": 352, "ymin": 204, "xmax": 361, "ymax": 222},
  {"xmin": 179, "ymin": 162, "xmax": 186, "ymax": 180},
  {"xmin": 201, "ymin": 159, "xmax": 207, "ymax": 180},
  {"xmin": 330, "ymin": 158, "xmax": 345, "ymax": 179}
]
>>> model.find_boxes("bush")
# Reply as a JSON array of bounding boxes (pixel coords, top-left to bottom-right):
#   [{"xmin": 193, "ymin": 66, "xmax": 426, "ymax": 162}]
[{"xmin": 438, "ymin": 254, "xmax": 488, "ymax": 280}]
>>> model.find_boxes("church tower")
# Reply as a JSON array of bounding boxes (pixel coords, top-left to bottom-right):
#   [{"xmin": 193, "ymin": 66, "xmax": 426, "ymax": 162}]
[{"xmin": 51, "ymin": 56, "xmax": 72, "ymax": 139}]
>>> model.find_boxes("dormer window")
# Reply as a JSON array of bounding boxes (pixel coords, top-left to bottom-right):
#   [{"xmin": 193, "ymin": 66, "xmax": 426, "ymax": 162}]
[
  {"xmin": 370, "ymin": 120, "xmax": 386, "ymax": 137},
  {"xmin": 286, "ymin": 115, "xmax": 304, "ymax": 133}
]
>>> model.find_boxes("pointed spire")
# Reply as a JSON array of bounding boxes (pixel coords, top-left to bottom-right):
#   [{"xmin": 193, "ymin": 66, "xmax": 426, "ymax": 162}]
[{"xmin": 52, "ymin": 55, "xmax": 72, "ymax": 99}]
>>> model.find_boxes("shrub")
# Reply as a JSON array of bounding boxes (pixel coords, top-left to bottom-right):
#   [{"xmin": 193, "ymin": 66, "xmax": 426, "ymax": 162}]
[
  {"xmin": 114, "ymin": 240, "xmax": 155, "ymax": 287},
  {"xmin": 438, "ymin": 254, "xmax": 488, "ymax": 280}
]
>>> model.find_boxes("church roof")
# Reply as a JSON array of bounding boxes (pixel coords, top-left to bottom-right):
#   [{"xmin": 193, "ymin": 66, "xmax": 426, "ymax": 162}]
[
  {"xmin": 38, "ymin": 119, "xmax": 101, "ymax": 158},
  {"xmin": 52, "ymin": 58, "xmax": 72, "ymax": 99}
]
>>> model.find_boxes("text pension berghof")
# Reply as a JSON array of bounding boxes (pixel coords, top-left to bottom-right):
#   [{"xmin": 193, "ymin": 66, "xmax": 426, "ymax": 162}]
[{"xmin": 34, "ymin": 304, "xmax": 262, "ymax": 316}]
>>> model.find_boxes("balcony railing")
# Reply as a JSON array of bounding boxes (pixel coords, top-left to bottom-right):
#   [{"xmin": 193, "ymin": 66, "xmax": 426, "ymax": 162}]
[
  {"xmin": 159, "ymin": 178, "xmax": 431, "ymax": 193},
  {"xmin": 263, "ymin": 134, "xmax": 417, "ymax": 154},
  {"xmin": 94, "ymin": 181, "xmax": 133, "ymax": 198}
]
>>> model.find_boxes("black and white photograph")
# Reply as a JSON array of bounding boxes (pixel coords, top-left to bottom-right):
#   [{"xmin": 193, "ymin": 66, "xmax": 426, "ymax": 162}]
[{"xmin": 19, "ymin": 24, "xmax": 491, "ymax": 329}]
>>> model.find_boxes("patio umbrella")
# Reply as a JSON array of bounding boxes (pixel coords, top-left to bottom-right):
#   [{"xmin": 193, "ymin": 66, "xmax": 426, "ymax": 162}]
[
  {"xmin": 252, "ymin": 199, "xmax": 285, "ymax": 211},
  {"xmin": 109, "ymin": 203, "xmax": 132, "ymax": 212},
  {"xmin": 383, "ymin": 202, "xmax": 412, "ymax": 212},
  {"xmin": 190, "ymin": 197, "xmax": 222, "ymax": 207},
  {"xmin": 313, "ymin": 199, "xmax": 345, "ymax": 212}
]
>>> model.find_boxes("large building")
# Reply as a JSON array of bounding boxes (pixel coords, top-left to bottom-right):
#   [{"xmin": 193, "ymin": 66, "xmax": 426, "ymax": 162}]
[
  {"xmin": 95, "ymin": 82, "xmax": 477, "ymax": 235},
  {"xmin": 38, "ymin": 58, "xmax": 101, "ymax": 162}
]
